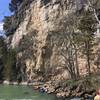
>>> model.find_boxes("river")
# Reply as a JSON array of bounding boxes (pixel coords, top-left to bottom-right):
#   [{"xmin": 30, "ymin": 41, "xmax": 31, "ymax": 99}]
[{"xmin": 0, "ymin": 85, "xmax": 57, "ymax": 100}]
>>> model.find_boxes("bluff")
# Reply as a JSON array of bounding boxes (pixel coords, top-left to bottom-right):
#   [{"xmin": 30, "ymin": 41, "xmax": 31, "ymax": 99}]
[
  {"xmin": 3, "ymin": 0, "xmax": 100, "ymax": 99},
  {"xmin": 5, "ymin": 0, "xmax": 100, "ymax": 83}
]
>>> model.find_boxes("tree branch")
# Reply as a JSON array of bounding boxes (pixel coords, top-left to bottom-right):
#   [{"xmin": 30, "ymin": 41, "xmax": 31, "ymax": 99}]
[{"xmin": 87, "ymin": 0, "xmax": 100, "ymax": 24}]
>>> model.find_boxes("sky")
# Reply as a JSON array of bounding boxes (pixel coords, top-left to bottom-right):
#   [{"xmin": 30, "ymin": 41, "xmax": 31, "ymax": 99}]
[
  {"xmin": 0, "ymin": 0, "xmax": 11, "ymax": 21},
  {"xmin": 0, "ymin": 0, "xmax": 11, "ymax": 36}
]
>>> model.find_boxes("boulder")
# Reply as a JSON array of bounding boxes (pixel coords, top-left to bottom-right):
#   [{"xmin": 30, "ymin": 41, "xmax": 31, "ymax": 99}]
[{"xmin": 47, "ymin": 86, "xmax": 55, "ymax": 93}]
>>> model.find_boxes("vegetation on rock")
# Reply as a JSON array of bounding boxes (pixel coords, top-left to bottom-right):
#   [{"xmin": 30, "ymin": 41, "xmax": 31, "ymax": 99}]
[{"xmin": 3, "ymin": 48, "xmax": 17, "ymax": 81}]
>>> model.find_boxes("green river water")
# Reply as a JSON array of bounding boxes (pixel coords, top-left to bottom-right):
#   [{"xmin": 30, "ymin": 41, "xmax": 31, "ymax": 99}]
[{"xmin": 0, "ymin": 85, "xmax": 57, "ymax": 100}]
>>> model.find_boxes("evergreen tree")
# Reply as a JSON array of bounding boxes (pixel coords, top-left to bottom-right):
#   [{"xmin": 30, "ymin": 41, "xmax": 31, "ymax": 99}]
[
  {"xmin": 78, "ymin": 11, "xmax": 96, "ymax": 75},
  {"xmin": 9, "ymin": 0, "xmax": 23, "ymax": 12},
  {"xmin": 3, "ymin": 16, "xmax": 12, "ymax": 35},
  {"xmin": 0, "ymin": 37, "xmax": 7, "ymax": 80},
  {"xmin": 3, "ymin": 49, "xmax": 17, "ymax": 81}
]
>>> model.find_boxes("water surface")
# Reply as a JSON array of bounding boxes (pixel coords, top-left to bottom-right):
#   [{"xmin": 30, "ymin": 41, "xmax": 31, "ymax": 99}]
[{"xmin": 0, "ymin": 85, "xmax": 57, "ymax": 100}]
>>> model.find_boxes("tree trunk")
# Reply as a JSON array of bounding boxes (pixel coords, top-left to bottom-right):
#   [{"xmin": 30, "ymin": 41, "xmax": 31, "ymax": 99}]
[
  {"xmin": 85, "ymin": 41, "xmax": 91, "ymax": 75},
  {"xmin": 75, "ymin": 49, "xmax": 80, "ymax": 77},
  {"xmin": 87, "ymin": 52, "xmax": 91, "ymax": 75}
]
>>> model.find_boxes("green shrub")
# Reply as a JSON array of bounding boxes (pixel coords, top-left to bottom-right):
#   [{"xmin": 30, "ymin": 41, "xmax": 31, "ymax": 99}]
[{"xmin": 3, "ymin": 49, "xmax": 17, "ymax": 81}]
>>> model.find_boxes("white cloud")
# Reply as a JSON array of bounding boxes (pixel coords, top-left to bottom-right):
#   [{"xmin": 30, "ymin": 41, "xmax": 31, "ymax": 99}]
[
  {"xmin": 0, "ymin": 22, "xmax": 3, "ymax": 32},
  {"xmin": 0, "ymin": 22, "xmax": 6, "ymax": 38}
]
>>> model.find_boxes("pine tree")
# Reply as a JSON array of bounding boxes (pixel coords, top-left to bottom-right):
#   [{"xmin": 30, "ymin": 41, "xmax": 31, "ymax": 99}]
[{"xmin": 9, "ymin": 0, "xmax": 23, "ymax": 12}]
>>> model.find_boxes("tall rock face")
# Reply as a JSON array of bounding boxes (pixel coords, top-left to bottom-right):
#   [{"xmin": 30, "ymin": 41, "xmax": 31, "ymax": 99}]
[{"xmin": 8, "ymin": 0, "xmax": 100, "ymax": 81}]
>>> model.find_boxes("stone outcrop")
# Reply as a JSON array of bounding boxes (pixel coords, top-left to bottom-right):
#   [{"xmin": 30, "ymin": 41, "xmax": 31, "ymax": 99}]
[
  {"xmin": 6, "ymin": 0, "xmax": 100, "ymax": 82},
  {"xmin": 9, "ymin": 0, "xmax": 81, "ymax": 81},
  {"xmin": 4, "ymin": 0, "xmax": 100, "ymax": 99}
]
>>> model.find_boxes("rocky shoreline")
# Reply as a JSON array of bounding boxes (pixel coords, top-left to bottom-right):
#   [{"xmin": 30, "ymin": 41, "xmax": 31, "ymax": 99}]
[
  {"xmin": 1, "ymin": 76, "xmax": 98, "ymax": 100},
  {"xmin": 32, "ymin": 80, "xmax": 96, "ymax": 100},
  {"xmin": 32, "ymin": 75, "xmax": 100, "ymax": 100}
]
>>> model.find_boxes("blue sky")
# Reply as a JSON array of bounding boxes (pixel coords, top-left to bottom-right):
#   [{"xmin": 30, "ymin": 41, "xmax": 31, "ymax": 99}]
[
  {"xmin": 0, "ymin": 0, "xmax": 11, "ymax": 36},
  {"xmin": 0, "ymin": 0, "xmax": 11, "ymax": 22}
]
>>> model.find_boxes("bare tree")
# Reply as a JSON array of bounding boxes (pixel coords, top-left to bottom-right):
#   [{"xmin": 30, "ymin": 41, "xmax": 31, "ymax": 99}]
[
  {"xmin": 54, "ymin": 14, "xmax": 81, "ymax": 79},
  {"xmin": 59, "ymin": 33, "xmax": 80, "ymax": 79}
]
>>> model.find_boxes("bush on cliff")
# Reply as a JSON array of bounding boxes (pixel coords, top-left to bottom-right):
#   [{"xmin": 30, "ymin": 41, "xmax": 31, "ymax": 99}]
[
  {"xmin": 0, "ymin": 37, "xmax": 7, "ymax": 80},
  {"xmin": 3, "ymin": 49, "xmax": 17, "ymax": 81}
]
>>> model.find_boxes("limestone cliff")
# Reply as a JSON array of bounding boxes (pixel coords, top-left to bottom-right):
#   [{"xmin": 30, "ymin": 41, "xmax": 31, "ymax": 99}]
[{"xmin": 6, "ymin": 0, "xmax": 100, "ymax": 82}]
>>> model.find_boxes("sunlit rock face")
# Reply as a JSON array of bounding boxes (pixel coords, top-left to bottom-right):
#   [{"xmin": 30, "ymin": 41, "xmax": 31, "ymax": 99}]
[
  {"xmin": 7, "ymin": 0, "xmax": 100, "ymax": 81},
  {"xmin": 11, "ymin": 0, "xmax": 87, "ymax": 47}
]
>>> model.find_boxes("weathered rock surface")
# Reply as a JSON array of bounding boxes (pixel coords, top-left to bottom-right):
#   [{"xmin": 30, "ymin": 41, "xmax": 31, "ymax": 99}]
[
  {"xmin": 5, "ymin": 0, "xmax": 100, "ymax": 98},
  {"xmin": 8, "ymin": 0, "xmax": 99, "ymax": 82}
]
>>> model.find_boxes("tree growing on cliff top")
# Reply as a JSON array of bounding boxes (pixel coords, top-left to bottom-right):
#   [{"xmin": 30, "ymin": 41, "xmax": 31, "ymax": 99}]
[
  {"xmin": 9, "ymin": 0, "xmax": 23, "ymax": 12},
  {"xmin": 3, "ymin": 16, "xmax": 12, "ymax": 36}
]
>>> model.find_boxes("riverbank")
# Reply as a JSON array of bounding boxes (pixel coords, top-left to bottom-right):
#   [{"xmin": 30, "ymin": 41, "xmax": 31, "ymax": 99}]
[
  {"xmin": 1, "ymin": 74, "xmax": 100, "ymax": 100},
  {"xmin": 31, "ymin": 74, "xmax": 100, "ymax": 100}
]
